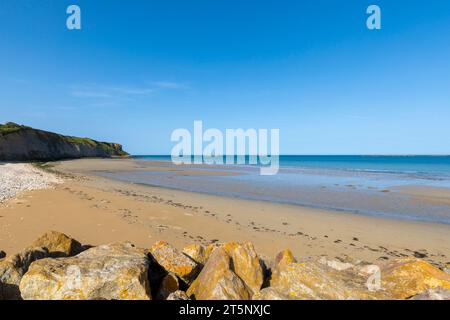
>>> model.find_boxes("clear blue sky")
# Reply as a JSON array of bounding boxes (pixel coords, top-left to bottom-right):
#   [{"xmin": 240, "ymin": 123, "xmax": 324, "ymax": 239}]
[{"xmin": 1, "ymin": 0, "xmax": 449, "ymax": 155}]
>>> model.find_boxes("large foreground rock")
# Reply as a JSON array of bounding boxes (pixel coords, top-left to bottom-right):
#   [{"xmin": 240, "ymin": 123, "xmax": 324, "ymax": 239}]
[
  {"xmin": 187, "ymin": 247, "xmax": 252, "ymax": 300},
  {"xmin": 222, "ymin": 242, "xmax": 265, "ymax": 294},
  {"xmin": 270, "ymin": 259, "xmax": 385, "ymax": 300},
  {"xmin": 201, "ymin": 242, "xmax": 265, "ymax": 294},
  {"xmin": 0, "ymin": 231, "xmax": 85, "ymax": 299},
  {"xmin": 381, "ymin": 258, "xmax": 450, "ymax": 299},
  {"xmin": 0, "ymin": 247, "xmax": 49, "ymax": 300},
  {"xmin": 150, "ymin": 241, "xmax": 200, "ymax": 284},
  {"xmin": 30, "ymin": 231, "xmax": 84, "ymax": 258},
  {"xmin": 19, "ymin": 242, "xmax": 151, "ymax": 300}
]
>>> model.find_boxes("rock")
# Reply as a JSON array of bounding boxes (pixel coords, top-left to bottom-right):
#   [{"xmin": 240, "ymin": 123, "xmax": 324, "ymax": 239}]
[
  {"xmin": 252, "ymin": 287, "xmax": 296, "ymax": 300},
  {"xmin": 4, "ymin": 235, "xmax": 449, "ymax": 301},
  {"xmin": 204, "ymin": 243, "xmax": 221, "ymax": 261},
  {"xmin": 156, "ymin": 273, "xmax": 180, "ymax": 300},
  {"xmin": 270, "ymin": 261, "xmax": 346, "ymax": 299},
  {"xmin": 270, "ymin": 260, "xmax": 384, "ymax": 300},
  {"xmin": 150, "ymin": 241, "xmax": 200, "ymax": 284},
  {"xmin": 319, "ymin": 257, "xmax": 354, "ymax": 271},
  {"xmin": 0, "ymin": 247, "xmax": 49, "ymax": 300},
  {"xmin": 0, "ymin": 231, "xmax": 85, "ymax": 300},
  {"xmin": 222, "ymin": 242, "xmax": 264, "ymax": 294},
  {"xmin": 381, "ymin": 258, "xmax": 450, "ymax": 299},
  {"xmin": 358, "ymin": 264, "xmax": 380, "ymax": 276},
  {"xmin": 19, "ymin": 242, "xmax": 151, "ymax": 300},
  {"xmin": 30, "ymin": 231, "xmax": 84, "ymax": 257},
  {"xmin": 202, "ymin": 242, "xmax": 265, "ymax": 294},
  {"xmin": 0, "ymin": 250, "xmax": 5, "ymax": 259},
  {"xmin": 182, "ymin": 244, "xmax": 207, "ymax": 265},
  {"xmin": 275, "ymin": 249, "xmax": 297, "ymax": 266},
  {"xmin": 409, "ymin": 288, "xmax": 450, "ymax": 300},
  {"xmin": 186, "ymin": 247, "xmax": 251, "ymax": 300},
  {"xmin": 444, "ymin": 264, "xmax": 450, "ymax": 275},
  {"xmin": 167, "ymin": 290, "xmax": 190, "ymax": 300}
]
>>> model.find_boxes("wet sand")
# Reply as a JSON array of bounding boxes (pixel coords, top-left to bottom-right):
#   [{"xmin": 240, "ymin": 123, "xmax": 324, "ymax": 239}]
[
  {"xmin": 0, "ymin": 158, "xmax": 449, "ymax": 269},
  {"xmin": 398, "ymin": 185, "xmax": 450, "ymax": 206},
  {"xmin": 73, "ymin": 158, "xmax": 450, "ymax": 225}
]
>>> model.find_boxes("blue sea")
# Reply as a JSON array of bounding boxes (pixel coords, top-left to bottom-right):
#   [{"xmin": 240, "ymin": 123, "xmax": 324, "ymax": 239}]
[
  {"xmin": 99, "ymin": 155, "xmax": 450, "ymax": 224},
  {"xmin": 134, "ymin": 155, "xmax": 450, "ymax": 182}
]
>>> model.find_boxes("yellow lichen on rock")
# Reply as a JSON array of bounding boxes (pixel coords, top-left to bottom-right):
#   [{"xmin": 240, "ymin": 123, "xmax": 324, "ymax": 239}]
[
  {"xmin": 252, "ymin": 287, "xmax": 296, "ymax": 300},
  {"xmin": 2, "ymin": 230, "xmax": 450, "ymax": 301},
  {"xmin": 19, "ymin": 242, "xmax": 152, "ymax": 300},
  {"xmin": 186, "ymin": 247, "xmax": 251, "ymax": 300},
  {"xmin": 275, "ymin": 249, "xmax": 297, "ymax": 266},
  {"xmin": 223, "ymin": 242, "xmax": 264, "ymax": 294},
  {"xmin": 381, "ymin": 258, "xmax": 450, "ymax": 299},
  {"xmin": 150, "ymin": 241, "xmax": 200, "ymax": 284},
  {"xmin": 182, "ymin": 244, "xmax": 207, "ymax": 265},
  {"xmin": 204, "ymin": 243, "xmax": 221, "ymax": 261},
  {"xmin": 31, "ymin": 231, "xmax": 84, "ymax": 257},
  {"xmin": 270, "ymin": 260, "xmax": 385, "ymax": 300},
  {"xmin": 199, "ymin": 242, "xmax": 264, "ymax": 294}
]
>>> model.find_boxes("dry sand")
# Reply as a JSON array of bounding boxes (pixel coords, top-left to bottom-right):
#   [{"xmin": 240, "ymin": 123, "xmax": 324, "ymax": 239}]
[{"xmin": 0, "ymin": 158, "xmax": 449, "ymax": 269}]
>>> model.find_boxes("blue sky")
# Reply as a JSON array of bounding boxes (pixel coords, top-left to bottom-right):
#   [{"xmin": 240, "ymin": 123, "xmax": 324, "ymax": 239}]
[{"xmin": 1, "ymin": 0, "xmax": 449, "ymax": 155}]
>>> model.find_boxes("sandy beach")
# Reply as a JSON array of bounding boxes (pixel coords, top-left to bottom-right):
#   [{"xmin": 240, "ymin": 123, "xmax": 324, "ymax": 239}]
[{"xmin": 0, "ymin": 158, "xmax": 449, "ymax": 271}]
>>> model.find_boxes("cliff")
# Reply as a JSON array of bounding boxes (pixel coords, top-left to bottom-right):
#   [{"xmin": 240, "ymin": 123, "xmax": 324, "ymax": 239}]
[{"xmin": 0, "ymin": 122, "xmax": 128, "ymax": 161}]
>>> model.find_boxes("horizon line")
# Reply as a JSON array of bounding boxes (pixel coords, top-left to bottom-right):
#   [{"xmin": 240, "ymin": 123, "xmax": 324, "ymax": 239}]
[{"xmin": 131, "ymin": 154, "xmax": 450, "ymax": 157}]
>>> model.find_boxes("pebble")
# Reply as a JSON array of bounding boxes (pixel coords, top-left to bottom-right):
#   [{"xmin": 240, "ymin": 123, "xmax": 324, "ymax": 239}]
[{"xmin": 0, "ymin": 163, "xmax": 62, "ymax": 203}]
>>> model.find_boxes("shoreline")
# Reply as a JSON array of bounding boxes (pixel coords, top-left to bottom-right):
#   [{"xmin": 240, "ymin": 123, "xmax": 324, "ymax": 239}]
[
  {"xmin": 1, "ymin": 158, "xmax": 449, "ymax": 270},
  {"xmin": 95, "ymin": 158, "xmax": 450, "ymax": 225},
  {"xmin": 127, "ymin": 181, "xmax": 450, "ymax": 226}
]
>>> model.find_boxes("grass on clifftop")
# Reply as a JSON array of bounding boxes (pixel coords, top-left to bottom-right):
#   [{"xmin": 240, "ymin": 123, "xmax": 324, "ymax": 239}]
[
  {"xmin": 64, "ymin": 136, "xmax": 129, "ymax": 156},
  {"xmin": 0, "ymin": 122, "xmax": 31, "ymax": 135}
]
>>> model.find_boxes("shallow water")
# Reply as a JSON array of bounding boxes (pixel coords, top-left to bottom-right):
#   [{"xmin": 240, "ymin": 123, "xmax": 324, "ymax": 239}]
[{"xmin": 98, "ymin": 156, "xmax": 450, "ymax": 225}]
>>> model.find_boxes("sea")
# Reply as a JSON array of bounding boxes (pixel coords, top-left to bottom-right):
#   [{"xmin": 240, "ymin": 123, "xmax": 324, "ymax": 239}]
[{"xmin": 98, "ymin": 155, "xmax": 450, "ymax": 224}]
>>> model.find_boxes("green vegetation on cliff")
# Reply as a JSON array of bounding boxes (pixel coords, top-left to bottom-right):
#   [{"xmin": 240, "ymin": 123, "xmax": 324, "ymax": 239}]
[
  {"xmin": 63, "ymin": 136, "xmax": 129, "ymax": 156},
  {"xmin": 0, "ymin": 122, "xmax": 31, "ymax": 136},
  {"xmin": 0, "ymin": 122, "xmax": 129, "ymax": 160}
]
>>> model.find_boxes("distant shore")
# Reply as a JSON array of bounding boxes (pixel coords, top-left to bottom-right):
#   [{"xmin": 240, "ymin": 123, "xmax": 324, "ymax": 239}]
[{"xmin": 0, "ymin": 158, "xmax": 449, "ymax": 271}]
